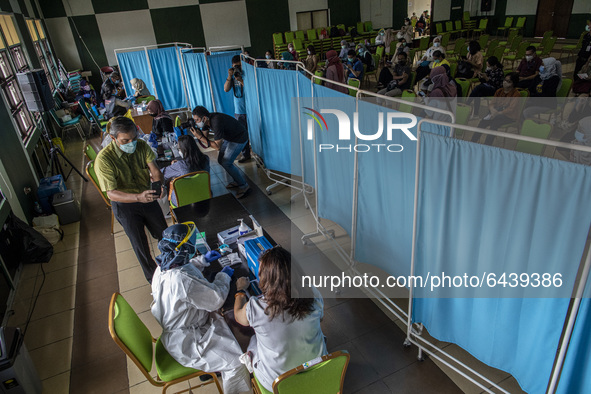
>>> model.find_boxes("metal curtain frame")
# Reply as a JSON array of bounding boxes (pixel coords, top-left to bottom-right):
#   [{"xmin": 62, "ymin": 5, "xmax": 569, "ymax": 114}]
[
  {"xmin": 179, "ymin": 47, "xmax": 208, "ymax": 111},
  {"xmin": 407, "ymin": 118, "xmax": 591, "ymax": 394},
  {"xmin": 114, "ymin": 42, "xmax": 192, "ymax": 105}
]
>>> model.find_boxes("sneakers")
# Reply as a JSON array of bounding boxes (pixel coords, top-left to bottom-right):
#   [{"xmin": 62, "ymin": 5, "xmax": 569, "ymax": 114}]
[
  {"xmin": 235, "ymin": 185, "xmax": 251, "ymax": 199},
  {"xmin": 238, "ymin": 156, "xmax": 252, "ymax": 163},
  {"xmin": 225, "ymin": 182, "xmax": 239, "ymax": 189}
]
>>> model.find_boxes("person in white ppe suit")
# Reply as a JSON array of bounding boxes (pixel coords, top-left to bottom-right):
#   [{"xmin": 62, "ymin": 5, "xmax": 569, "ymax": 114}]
[{"xmin": 151, "ymin": 222, "xmax": 252, "ymax": 394}]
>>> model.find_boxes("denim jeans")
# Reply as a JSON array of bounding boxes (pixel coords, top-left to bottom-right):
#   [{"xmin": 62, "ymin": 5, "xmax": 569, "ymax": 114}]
[
  {"xmin": 234, "ymin": 114, "xmax": 251, "ymax": 158},
  {"xmin": 218, "ymin": 140, "xmax": 247, "ymax": 187}
]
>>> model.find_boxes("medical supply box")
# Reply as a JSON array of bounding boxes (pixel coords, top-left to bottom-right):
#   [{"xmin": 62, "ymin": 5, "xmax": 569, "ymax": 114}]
[
  {"xmin": 51, "ymin": 190, "xmax": 81, "ymax": 225},
  {"xmin": 217, "ymin": 223, "xmax": 251, "ymax": 246},
  {"xmin": 37, "ymin": 175, "xmax": 66, "ymax": 214},
  {"xmin": 243, "ymin": 236, "xmax": 273, "ymax": 279}
]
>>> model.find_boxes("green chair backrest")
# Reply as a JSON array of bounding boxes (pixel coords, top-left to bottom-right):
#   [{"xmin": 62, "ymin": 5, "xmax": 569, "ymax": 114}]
[
  {"xmin": 446, "ymin": 21, "xmax": 454, "ymax": 32},
  {"xmin": 85, "ymin": 144, "xmax": 97, "ymax": 161},
  {"xmin": 307, "ymin": 29, "xmax": 317, "ymax": 41},
  {"xmin": 375, "ymin": 45, "xmax": 384, "ymax": 58},
  {"xmin": 371, "ymin": 54, "xmax": 380, "ymax": 70},
  {"xmin": 541, "ymin": 30, "xmax": 553, "ymax": 46},
  {"xmin": 508, "ymin": 35, "xmax": 522, "ymax": 53},
  {"xmin": 272, "ymin": 351, "xmax": 350, "ymax": 394},
  {"xmin": 503, "ymin": 17, "xmax": 514, "ymax": 28},
  {"xmin": 455, "ymin": 78, "xmax": 471, "ymax": 97},
  {"xmin": 293, "ymin": 38, "xmax": 304, "ymax": 50},
  {"xmin": 455, "ymin": 20, "xmax": 462, "ymax": 30},
  {"xmin": 575, "ymin": 31, "xmax": 587, "ymax": 48},
  {"xmin": 348, "ymin": 78, "xmax": 360, "ymax": 97},
  {"xmin": 314, "ymin": 70, "xmax": 324, "ymax": 85},
  {"xmin": 86, "ymin": 161, "xmax": 110, "ymax": 204},
  {"xmin": 419, "ymin": 36, "xmax": 430, "ymax": 51},
  {"xmin": 453, "ymin": 103, "xmax": 472, "ymax": 138},
  {"xmin": 454, "ymin": 38, "xmax": 466, "ymax": 52},
  {"xmin": 458, "ymin": 43, "xmax": 469, "ymax": 57},
  {"xmin": 441, "ymin": 33, "xmax": 451, "ymax": 48},
  {"xmin": 285, "ymin": 31, "xmax": 295, "ymax": 43},
  {"xmin": 436, "ymin": 22, "xmax": 443, "ymax": 34},
  {"xmin": 110, "ymin": 293, "xmax": 154, "ymax": 373},
  {"xmin": 449, "ymin": 62, "xmax": 458, "ymax": 78},
  {"xmin": 515, "ymin": 119, "xmax": 552, "ymax": 155},
  {"xmin": 514, "ymin": 42, "xmax": 530, "ymax": 59},
  {"xmin": 136, "ymin": 95, "xmax": 155, "ymax": 104},
  {"xmin": 463, "ymin": 11, "xmax": 471, "ymax": 22},
  {"xmin": 295, "ymin": 30, "xmax": 305, "ymax": 41},
  {"xmin": 479, "ymin": 34, "xmax": 490, "ymax": 50},
  {"xmin": 485, "ymin": 39, "xmax": 499, "ymax": 57},
  {"xmin": 493, "ymin": 46, "xmax": 505, "ymax": 62},
  {"xmin": 408, "ymin": 71, "xmax": 416, "ymax": 89},
  {"xmin": 557, "ymin": 78, "xmax": 573, "ymax": 98},
  {"xmin": 336, "ymin": 24, "xmax": 345, "ymax": 31},
  {"xmin": 356, "ymin": 22, "xmax": 365, "ymax": 33},
  {"xmin": 273, "ymin": 32, "xmax": 284, "ymax": 45},
  {"xmin": 174, "ymin": 115, "xmax": 181, "ymax": 128},
  {"xmin": 478, "ymin": 19, "xmax": 488, "ymax": 29},
  {"xmin": 364, "ymin": 21, "xmax": 373, "ymax": 32},
  {"xmin": 539, "ymin": 36, "xmax": 557, "ymax": 56},
  {"xmin": 172, "ymin": 171, "xmax": 212, "ymax": 208},
  {"xmin": 399, "ymin": 90, "xmax": 416, "ymax": 113},
  {"xmin": 515, "ymin": 16, "xmax": 526, "ymax": 28}
]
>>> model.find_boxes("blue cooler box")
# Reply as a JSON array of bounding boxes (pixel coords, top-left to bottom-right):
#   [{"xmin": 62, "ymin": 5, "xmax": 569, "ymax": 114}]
[
  {"xmin": 37, "ymin": 175, "xmax": 66, "ymax": 214},
  {"xmin": 244, "ymin": 236, "xmax": 273, "ymax": 279}
]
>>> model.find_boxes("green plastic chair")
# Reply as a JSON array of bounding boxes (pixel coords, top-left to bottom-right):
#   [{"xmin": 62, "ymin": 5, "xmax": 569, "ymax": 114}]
[
  {"xmin": 497, "ymin": 17, "xmax": 514, "ymax": 37},
  {"xmin": 348, "ymin": 78, "xmax": 360, "ymax": 97},
  {"xmin": 560, "ymin": 31, "xmax": 586, "ymax": 62},
  {"xmin": 536, "ymin": 36, "xmax": 557, "ymax": 58},
  {"xmin": 307, "ymin": 29, "xmax": 318, "ymax": 42},
  {"xmin": 484, "ymin": 39, "xmax": 499, "ymax": 58},
  {"xmin": 504, "ymin": 42, "xmax": 529, "ymax": 69},
  {"xmin": 478, "ymin": 34, "xmax": 490, "ymax": 51},
  {"xmin": 273, "ymin": 33, "xmax": 284, "ymax": 45},
  {"xmin": 86, "ymin": 161, "xmax": 114, "ymax": 233},
  {"xmin": 532, "ymin": 30, "xmax": 553, "ymax": 49},
  {"xmin": 446, "ymin": 37, "xmax": 465, "ymax": 57},
  {"xmin": 449, "ymin": 62, "xmax": 458, "ymax": 78},
  {"xmin": 441, "ymin": 32, "xmax": 451, "ymax": 49},
  {"xmin": 313, "ymin": 70, "xmax": 324, "ymax": 85},
  {"xmin": 436, "ymin": 22, "xmax": 444, "ymax": 35},
  {"xmin": 78, "ymin": 99, "xmax": 102, "ymax": 135},
  {"xmin": 446, "ymin": 21, "xmax": 458, "ymax": 38},
  {"xmin": 356, "ymin": 22, "xmax": 365, "ymax": 34},
  {"xmin": 364, "ymin": 54, "xmax": 380, "ymax": 85},
  {"xmin": 170, "ymin": 171, "xmax": 212, "ymax": 215},
  {"xmin": 492, "ymin": 46, "xmax": 505, "ymax": 63},
  {"xmin": 503, "ymin": 35, "xmax": 522, "ymax": 54},
  {"xmin": 455, "ymin": 78, "xmax": 471, "ymax": 97},
  {"xmin": 49, "ymin": 108, "xmax": 86, "ymax": 140},
  {"xmin": 295, "ymin": 30, "xmax": 305, "ymax": 41},
  {"xmin": 364, "ymin": 21, "xmax": 373, "ymax": 33},
  {"xmin": 453, "ymin": 103, "xmax": 471, "ymax": 139},
  {"xmin": 514, "ymin": 119, "xmax": 552, "ymax": 156},
  {"xmin": 136, "ymin": 95, "xmax": 155, "ymax": 104},
  {"xmin": 285, "ymin": 31, "xmax": 295, "ymax": 43},
  {"xmin": 418, "ymin": 36, "xmax": 430, "ymax": 54},
  {"xmin": 455, "ymin": 20, "xmax": 468, "ymax": 38},
  {"xmin": 509, "ymin": 16, "xmax": 527, "ymax": 36},
  {"xmin": 399, "ymin": 90, "xmax": 416, "ymax": 114},
  {"xmin": 109, "ymin": 293, "xmax": 222, "ymax": 394},
  {"xmin": 84, "ymin": 144, "xmax": 97, "ymax": 161},
  {"xmin": 498, "ymin": 29, "xmax": 517, "ymax": 47},
  {"xmin": 557, "ymin": 78, "xmax": 573, "ymax": 98},
  {"xmin": 251, "ymin": 350, "xmax": 350, "ymax": 394},
  {"xmin": 473, "ymin": 19, "xmax": 488, "ymax": 38}
]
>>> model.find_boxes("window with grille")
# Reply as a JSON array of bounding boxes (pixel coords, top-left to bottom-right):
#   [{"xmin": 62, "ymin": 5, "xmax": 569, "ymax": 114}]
[{"xmin": 26, "ymin": 19, "xmax": 57, "ymax": 90}]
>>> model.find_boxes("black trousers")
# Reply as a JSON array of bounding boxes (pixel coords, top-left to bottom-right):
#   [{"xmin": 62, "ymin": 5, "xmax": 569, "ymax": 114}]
[
  {"xmin": 472, "ymin": 114, "xmax": 514, "ymax": 145},
  {"xmin": 112, "ymin": 200, "xmax": 167, "ymax": 282}
]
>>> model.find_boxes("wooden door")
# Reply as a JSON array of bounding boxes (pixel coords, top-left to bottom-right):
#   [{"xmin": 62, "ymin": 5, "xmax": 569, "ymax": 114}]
[{"xmin": 535, "ymin": 0, "xmax": 574, "ymax": 37}]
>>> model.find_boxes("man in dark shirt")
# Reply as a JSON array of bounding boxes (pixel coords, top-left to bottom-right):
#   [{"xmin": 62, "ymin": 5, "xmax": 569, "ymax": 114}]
[
  {"xmin": 574, "ymin": 20, "xmax": 591, "ymax": 80},
  {"xmin": 377, "ymin": 52, "xmax": 411, "ymax": 97},
  {"xmin": 191, "ymin": 106, "xmax": 250, "ymax": 198},
  {"xmin": 345, "ymin": 50, "xmax": 364, "ymax": 81},
  {"xmin": 516, "ymin": 46, "xmax": 543, "ymax": 89}
]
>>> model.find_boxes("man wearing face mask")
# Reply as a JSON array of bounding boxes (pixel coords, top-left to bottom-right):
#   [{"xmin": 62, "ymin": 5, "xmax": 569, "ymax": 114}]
[
  {"xmin": 102, "ymin": 71, "xmax": 124, "ymax": 99},
  {"xmin": 345, "ymin": 49, "xmax": 364, "ymax": 81},
  {"xmin": 190, "ymin": 106, "xmax": 251, "ymax": 199},
  {"xmin": 574, "ymin": 20, "xmax": 591, "ymax": 81},
  {"xmin": 570, "ymin": 116, "xmax": 591, "ymax": 165},
  {"xmin": 377, "ymin": 52, "xmax": 411, "ymax": 97},
  {"xmin": 95, "ymin": 116, "xmax": 168, "ymax": 283},
  {"xmin": 224, "ymin": 55, "xmax": 252, "ymax": 163},
  {"xmin": 516, "ymin": 46, "xmax": 543, "ymax": 89}
]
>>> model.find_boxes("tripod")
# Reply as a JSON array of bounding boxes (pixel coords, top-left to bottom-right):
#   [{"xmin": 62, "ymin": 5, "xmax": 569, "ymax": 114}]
[{"xmin": 41, "ymin": 115, "xmax": 87, "ymax": 182}]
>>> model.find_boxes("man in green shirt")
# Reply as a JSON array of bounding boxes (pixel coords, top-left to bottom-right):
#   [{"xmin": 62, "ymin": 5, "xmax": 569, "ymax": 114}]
[{"xmin": 95, "ymin": 117, "xmax": 167, "ymax": 283}]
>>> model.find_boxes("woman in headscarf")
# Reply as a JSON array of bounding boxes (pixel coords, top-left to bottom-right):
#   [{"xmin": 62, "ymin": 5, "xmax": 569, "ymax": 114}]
[
  {"xmin": 384, "ymin": 28, "xmax": 395, "ymax": 55},
  {"xmin": 423, "ymin": 66, "xmax": 457, "ymax": 121},
  {"xmin": 151, "ymin": 222, "xmax": 252, "ymax": 394},
  {"xmin": 130, "ymin": 78, "xmax": 150, "ymax": 97},
  {"xmin": 233, "ymin": 247, "xmax": 327, "ymax": 393},
  {"xmin": 375, "ymin": 28, "xmax": 386, "ymax": 46},
  {"xmin": 280, "ymin": 51, "xmax": 296, "ymax": 70},
  {"xmin": 356, "ymin": 43, "xmax": 374, "ymax": 72},
  {"xmin": 287, "ymin": 43, "xmax": 298, "ymax": 61},
  {"xmin": 523, "ymin": 57, "xmax": 562, "ymax": 120},
  {"xmin": 101, "ymin": 82, "xmax": 130, "ymax": 120},
  {"xmin": 415, "ymin": 35, "xmax": 445, "ymax": 83},
  {"xmin": 146, "ymin": 99, "xmax": 174, "ymax": 138},
  {"xmin": 324, "ymin": 49, "xmax": 348, "ymax": 94},
  {"xmin": 398, "ymin": 18, "xmax": 414, "ymax": 45}
]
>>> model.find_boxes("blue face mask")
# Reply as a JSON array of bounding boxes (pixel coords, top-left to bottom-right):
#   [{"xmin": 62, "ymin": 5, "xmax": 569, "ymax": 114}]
[
  {"xmin": 266, "ymin": 54, "xmax": 271, "ymax": 59},
  {"xmin": 586, "ymin": 25, "xmax": 590, "ymax": 32},
  {"xmin": 539, "ymin": 66, "xmax": 545, "ymax": 73},
  {"xmin": 575, "ymin": 130, "xmax": 585, "ymax": 142},
  {"xmin": 118, "ymin": 140, "xmax": 137, "ymax": 154},
  {"xmin": 348, "ymin": 57, "xmax": 354, "ymax": 62}
]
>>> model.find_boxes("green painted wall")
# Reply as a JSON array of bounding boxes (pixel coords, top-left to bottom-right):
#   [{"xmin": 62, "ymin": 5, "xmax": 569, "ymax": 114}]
[
  {"xmin": 69, "ymin": 16, "xmax": 108, "ymax": 90},
  {"xmin": 568, "ymin": 15, "xmax": 590, "ymax": 39},
  {"xmin": 328, "ymin": 0, "xmax": 361, "ymax": 28},
  {"xmin": 150, "ymin": 5, "xmax": 206, "ymax": 48},
  {"xmin": 91, "ymin": 0, "xmax": 148, "ymax": 14},
  {"xmin": 392, "ymin": 0, "xmax": 408, "ymax": 28},
  {"xmin": 245, "ymin": 0, "xmax": 290, "ymax": 57}
]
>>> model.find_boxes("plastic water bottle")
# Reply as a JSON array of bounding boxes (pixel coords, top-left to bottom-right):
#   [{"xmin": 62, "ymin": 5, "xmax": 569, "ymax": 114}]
[{"xmin": 238, "ymin": 219, "xmax": 249, "ymax": 235}]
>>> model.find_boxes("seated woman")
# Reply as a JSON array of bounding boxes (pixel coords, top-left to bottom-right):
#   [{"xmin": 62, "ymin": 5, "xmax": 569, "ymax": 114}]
[
  {"xmin": 468, "ymin": 56, "xmax": 504, "ymax": 117},
  {"xmin": 356, "ymin": 43, "xmax": 374, "ymax": 73},
  {"xmin": 233, "ymin": 247, "xmax": 327, "ymax": 393},
  {"xmin": 423, "ymin": 66, "xmax": 458, "ymax": 121},
  {"xmin": 398, "ymin": 18, "xmax": 414, "ymax": 44},
  {"xmin": 456, "ymin": 41, "xmax": 483, "ymax": 79},
  {"xmin": 101, "ymin": 82, "xmax": 130, "ymax": 120},
  {"xmin": 324, "ymin": 50, "xmax": 348, "ymax": 94},
  {"xmin": 280, "ymin": 51, "xmax": 296, "ymax": 70},
  {"xmin": 162, "ymin": 135, "xmax": 210, "ymax": 206},
  {"xmin": 147, "ymin": 99, "xmax": 174, "ymax": 138},
  {"xmin": 522, "ymin": 57, "xmax": 562, "ymax": 120},
  {"xmin": 151, "ymin": 222, "xmax": 251, "ymax": 394},
  {"xmin": 264, "ymin": 49, "xmax": 276, "ymax": 69},
  {"xmin": 471, "ymin": 72, "xmax": 522, "ymax": 145},
  {"xmin": 339, "ymin": 40, "xmax": 351, "ymax": 61},
  {"xmin": 304, "ymin": 45, "xmax": 319, "ymax": 74},
  {"xmin": 375, "ymin": 28, "xmax": 386, "ymax": 46},
  {"xmin": 130, "ymin": 78, "xmax": 150, "ymax": 97},
  {"xmin": 418, "ymin": 51, "xmax": 451, "ymax": 92},
  {"xmin": 414, "ymin": 36, "xmax": 445, "ymax": 83},
  {"xmin": 287, "ymin": 43, "xmax": 298, "ymax": 61}
]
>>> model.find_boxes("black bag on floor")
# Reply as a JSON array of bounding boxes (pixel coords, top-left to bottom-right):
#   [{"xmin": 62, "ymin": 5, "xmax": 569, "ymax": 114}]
[{"xmin": 6, "ymin": 212, "xmax": 53, "ymax": 264}]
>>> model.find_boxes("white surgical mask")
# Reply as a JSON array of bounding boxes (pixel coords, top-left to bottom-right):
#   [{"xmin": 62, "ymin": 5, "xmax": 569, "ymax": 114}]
[
  {"xmin": 118, "ymin": 140, "xmax": 137, "ymax": 154},
  {"xmin": 178, "ymin": 150, "xmax": 184, "ymax": 158},
  {"xmin": 196, "ymin": 119, "xmax": 205, "ymax": 129},
  {"xmin": 434, "ymin": 42, "xmax": 440, "ymax": 47},
  {"xmin": 525, "ymin": 55, "xmax": 533, "ymax": 61},
  {"xmin": 266, "ymin": 54, "xmax": 271, "ymax": 59},
  {"xmin": 342, "ymin": 45, "xmax": 346, "ymax": 49},
  {"xmin": 575, "ymin": 130, "xmax": 585, "ymax": 142},
  {"xmin": 307, "ymin": 50, "xmax": 311, "ymax": 54}
]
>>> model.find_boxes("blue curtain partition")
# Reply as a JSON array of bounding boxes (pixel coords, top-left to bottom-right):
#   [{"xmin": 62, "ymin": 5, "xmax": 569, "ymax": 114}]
[
  {"xmin": 147, "ymin": 47, "xmax": 186, "ymax": 110},
  {"xmin": 412, "ymin": 133, "xmax": 591, "ymax": 394},
  {"xmin": 242, "ymin": 62, "xmax": 262, "ymax": 157},
  {"xmin": 206, "ymin": 50, "xmax": 241, "ymax": 116},
  {"xmin": 182, "ymin": 51, "xmax": 214, "ymax": 112},
  {"xmin": 116, "ymin": 50, "xmax": 154, "ymax": 102}
]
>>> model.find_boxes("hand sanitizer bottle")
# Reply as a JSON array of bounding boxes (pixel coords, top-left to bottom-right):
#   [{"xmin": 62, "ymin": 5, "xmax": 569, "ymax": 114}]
[{"xmin": 238, "ymin": 218, "xmax": 249, "ymax": 235}]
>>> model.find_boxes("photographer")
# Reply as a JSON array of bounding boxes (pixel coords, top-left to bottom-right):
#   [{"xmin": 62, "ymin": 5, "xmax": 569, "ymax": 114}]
[{"xmin": 224, "ymin": 55, "xmax": 252, "ymax": 163}]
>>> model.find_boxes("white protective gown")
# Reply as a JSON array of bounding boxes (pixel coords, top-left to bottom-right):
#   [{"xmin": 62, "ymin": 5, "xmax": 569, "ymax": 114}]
[{"xmin": 151, "ymin": 263, "xmax": 251, "ymax": 394}]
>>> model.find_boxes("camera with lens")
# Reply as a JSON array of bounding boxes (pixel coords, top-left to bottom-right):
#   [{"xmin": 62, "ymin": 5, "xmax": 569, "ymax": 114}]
[
  {"xmin": 232, "ymin": 65, "xmax": 242, "ymax": 79},
  {"xmin": 180, "ymin": 118, "xmax": 196, "ymax": 130}
]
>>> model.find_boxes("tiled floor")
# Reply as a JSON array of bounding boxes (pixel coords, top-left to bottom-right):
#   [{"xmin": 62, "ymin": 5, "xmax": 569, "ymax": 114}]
[{"xmin": 9, "ymin": 37, "xmax": 580, "ymax": 394}]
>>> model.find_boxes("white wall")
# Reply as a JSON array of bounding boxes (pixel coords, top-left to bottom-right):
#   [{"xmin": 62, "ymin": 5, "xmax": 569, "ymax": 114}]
[
  {"xmin": 506, "ymin": 0, "xmax": 538, "ymax": 15},
  {"xmin": 573, "ymin": 0, "xmax": 591, "ymax": 14},
  {"xmin": 433, "ymin": 0, "xmax": 451, "ymax": 21},
  {"xmin": 464, "ymin": 0, "xmax": 496, "ymax": 17},
  {"xmin": 44, "ymin": 17, "xmax": 83, "ymax": 70},
  {"xmin": 200, "ymin": 1, "xmax": 251, "ymax": 48},
  {"xmin": 360, "ymin": 0, "xmax": 393, "ymax": 29},
  {"xmin": 288, "ymin": 0, "xmax": 328, "ymax": 31},
  {"xmin": 408, "ymin": 0, "xmax": 431, "ymax": 20}
]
